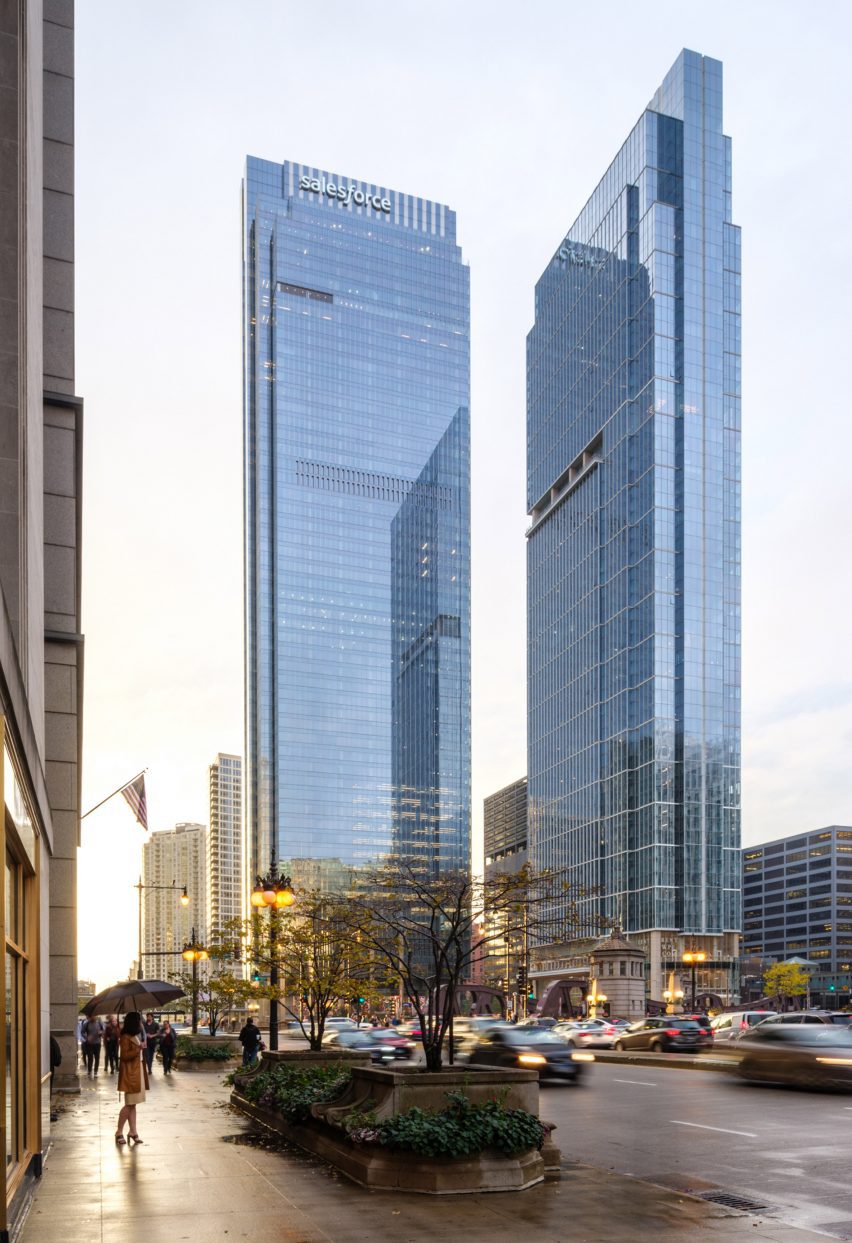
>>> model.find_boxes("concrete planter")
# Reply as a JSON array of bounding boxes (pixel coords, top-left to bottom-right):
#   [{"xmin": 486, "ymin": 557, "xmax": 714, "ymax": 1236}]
[
  {"xmin": 230, "ymin": 1064, "xmax": 560, "ymax": 1194},
  {"xmin": 175, "ymin": 1033, "xmax": 239, "ymax": 1071}
]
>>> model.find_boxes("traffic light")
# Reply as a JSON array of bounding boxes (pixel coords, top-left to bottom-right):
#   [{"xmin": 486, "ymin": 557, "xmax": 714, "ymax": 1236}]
[
  {"xmin": 829, "ymin": 984, "xmax": 836, "ymax": 992},
  {"xmin": 517, "ymin": 965, "xmax": 527, "ymax": 993}
]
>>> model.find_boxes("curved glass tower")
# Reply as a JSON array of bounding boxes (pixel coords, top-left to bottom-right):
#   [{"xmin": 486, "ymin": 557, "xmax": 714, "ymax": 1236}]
[
  {"xmin": 243, "ymin": 159, "xmax": 470, "ymax": 889},
  {"xmin": 527, "ymin": 51, "xmax": 741, "ymax": 1001}
]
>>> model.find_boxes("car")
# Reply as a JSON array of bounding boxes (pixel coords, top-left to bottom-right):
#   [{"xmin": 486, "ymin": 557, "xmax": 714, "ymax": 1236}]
[
  {"xmin": 755, "ymin": 1011, "xmax": 852, "ymax": 1029},
  {"xmin": 365, "ymin": 1028, "xmax": 416, "ymax": 1059},
  {"xmin": 325, "ymin": 1017, "xmax": 358, "ymax": 1030},
  {"xmin": 553, "ymin": 1019, "xmax": 618, "ymax": 1048},
  {"xmin": 323, "ymin": 1029, "xmax": 402, "ymax": 1064},
  {"xmin": 467, "ymin": 1026, "xmax": 591, "ymax": 1081},
  {"xmin": 710, "ymin": 1010, "xmax": 777, "ymax": 1042},
  {"xmin": 734, "ymin": 1024, "xmax": 852, "ymax": 1089},
  {"xmin": 514, "ymin": 1016, "xmax": 558, "ymax": 1030},
  {"xmin": 613, "ymin": 1017, "xmax": 712, "ymax": 1053}
]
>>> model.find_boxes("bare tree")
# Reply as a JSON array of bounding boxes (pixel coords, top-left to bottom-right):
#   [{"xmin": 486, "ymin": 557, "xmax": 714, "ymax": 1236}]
[{"xmin": 348, "ymin": 861, "xmax": 582, "ymax": 1071}]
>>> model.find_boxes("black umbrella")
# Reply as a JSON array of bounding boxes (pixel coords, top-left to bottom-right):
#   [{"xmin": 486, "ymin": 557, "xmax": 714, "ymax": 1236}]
[{"xmin": 83, "ymin": 979, "xmax": 185, "ymax": 1017}]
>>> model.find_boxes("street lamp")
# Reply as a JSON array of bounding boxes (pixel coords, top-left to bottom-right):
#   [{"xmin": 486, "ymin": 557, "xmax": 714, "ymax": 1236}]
[
  {"xmin": 250, "ymin": 865, "xmax": 295, "ymax": 1052},
  {"xmin": 586, "ymin": 986, "xmax": 608, "ymax": 1020},
  {"xmin": 135, "ymin": 878, "xmax": 190, "ymax": 980},
  {"xmin": 182, "ymin": 926, "xmax": 208, "ymax": 1035},
  {"xmin": 662, "ymin": 987, "xmax": 684, "ymax": 1015},
  {"xmin": 683, "ymin": 949, "xmax": 707, "ymax": 1011}
]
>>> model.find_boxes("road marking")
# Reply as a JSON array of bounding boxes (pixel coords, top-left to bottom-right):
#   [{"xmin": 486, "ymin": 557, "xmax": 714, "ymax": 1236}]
[
  {"xmin": 613, "ymin": 1078, "xmax": 657, "ymax": 1087},
  {"xmin": 670, "ymin": 1120, "xmax": 757, "ymax": 1138}
]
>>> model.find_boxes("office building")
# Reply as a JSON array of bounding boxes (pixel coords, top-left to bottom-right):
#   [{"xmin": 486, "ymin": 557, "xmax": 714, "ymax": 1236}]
[
  {"xmin": 743, "ymin": 827, "xmax": 852, "ymax": 1006},
  {"xmin": 208, "ymin": 753, "xmax": 243, "ymax": 939},
  {"xmin": 0, "ymin": 0, "xmax": 84, "ymax": 1232},
  {"xmin": 142, "ymin": 824, "xmax": 208, "ymax": 971},
  {"xmin": 527, "ymin": 50, "xmax": 741, "ymax": 1001},
  {"xmin": 243, "ymin": 159, "xmax": 470, "ymax": 883},
  {"xmin": 484, "ymin": 777, "xmax": 528, "ymax": 879}
]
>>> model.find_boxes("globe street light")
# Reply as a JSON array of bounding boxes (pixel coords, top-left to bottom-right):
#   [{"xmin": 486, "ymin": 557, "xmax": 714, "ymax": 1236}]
[
  {"xmin": 182, "ymin": 927, "xmax": 208, "ymax": 1034},
  {"xmin": 683, "ymin": 949, "xmax": 707, "ymax": 1011},
  {"xmin": 250, "ymin": 866, "xmax": 295, "ymax": 1052}
]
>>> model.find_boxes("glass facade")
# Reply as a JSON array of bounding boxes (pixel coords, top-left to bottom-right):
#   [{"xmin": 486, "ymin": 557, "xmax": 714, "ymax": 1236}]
[
  {"xmin": 527, "ymin": 51, "xmax": 741, "ymax": 943},
  {"xmin": 243, "ymin": 159, "xmax": 470, "ymax": 883}
]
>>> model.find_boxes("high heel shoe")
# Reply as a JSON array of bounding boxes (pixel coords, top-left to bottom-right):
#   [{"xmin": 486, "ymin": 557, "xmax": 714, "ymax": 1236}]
[
  {"xmin": 129, "ymin": 1134, "xmax": 143, "ymax": 1143},
  {"xmin": 114, "ymin": 1133, "xmax": 126, "ymax": 1145}
]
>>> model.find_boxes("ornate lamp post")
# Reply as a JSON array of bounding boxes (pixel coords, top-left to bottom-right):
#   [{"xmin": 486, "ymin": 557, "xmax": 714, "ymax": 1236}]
[
  {"xmin": 683, "ymin": 949, "xmax": 707, "ymax": 1011},
  {"xmin": 250, "ymin": 866, "xmax": 295, "ymax": 1051},
  {"xmin": 182, "ymin": 927, "xmax": 208, "ymax": 1034},
  {"xmin": 662, "ymin": 987, "xmax": 684, "ymax": 1015},
  {"xmin": 135, "ymin": 879, "xmax": 189, "ymax": 980}
]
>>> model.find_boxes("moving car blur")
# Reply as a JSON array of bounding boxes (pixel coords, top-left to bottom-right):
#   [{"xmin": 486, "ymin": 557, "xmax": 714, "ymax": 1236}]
[
  {"xmin": 553, "ymin": 1018, "xmax": 618, "ymax": 1048},
  {"xmin": 733, "ymin": 1024, "xmax": 852, "ymax": 1089},
  {"xmin": 613, "ymin": 1017, "xmax": 712, "ymax": 1053},
  {"xmin": 467, "ymin": 1026, "xmax": 591, "ymax": 1081},
  {"xmin": 710, "ymin": 1010, "xmax": 776, "ymax": 1041}
]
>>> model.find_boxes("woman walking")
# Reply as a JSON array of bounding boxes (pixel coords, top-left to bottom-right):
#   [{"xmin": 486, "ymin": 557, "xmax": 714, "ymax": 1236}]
[
  {"xmin": 159, "ymin": 1021, "xmax": 177, "ymax": 1075},
  {"xmin": 115, "ymin": 1011, "xmax": 147, "ymax": 1145}
]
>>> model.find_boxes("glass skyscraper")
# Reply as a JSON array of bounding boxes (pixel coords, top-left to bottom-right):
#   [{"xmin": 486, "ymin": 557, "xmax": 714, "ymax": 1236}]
[
  {"xmin": 243, "ymin": 158, "xmax": 470, "ymax": 887},
  {"xmin": 527, "ymin": 51, "xmax": 741, "ymax": 1002}
]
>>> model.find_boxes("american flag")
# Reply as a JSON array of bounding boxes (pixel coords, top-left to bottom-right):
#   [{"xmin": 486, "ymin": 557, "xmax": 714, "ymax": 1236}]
[{"xmin": 120, "ymin": 774, "xmax": 148, "ymax": 830}]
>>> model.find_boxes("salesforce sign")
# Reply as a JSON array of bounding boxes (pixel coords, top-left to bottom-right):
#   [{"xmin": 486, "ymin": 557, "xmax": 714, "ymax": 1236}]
[{"xmin": 299, "ymin": 174, "xmax": 391, "ymax": 214}]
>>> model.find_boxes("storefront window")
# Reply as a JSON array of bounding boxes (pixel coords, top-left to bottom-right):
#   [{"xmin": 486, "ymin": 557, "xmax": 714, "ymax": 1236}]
[{"xmin": 4, "ymin": 850, "xmax": 25, "ymax": 1173}]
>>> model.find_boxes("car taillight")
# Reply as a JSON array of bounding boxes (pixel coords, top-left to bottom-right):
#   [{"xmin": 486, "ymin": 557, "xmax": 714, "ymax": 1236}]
[
  {"xmin": 603, "ymin": 1026, "xmax": 615, "ymax": 1035},
  {"xmin": 740, "ymin": 1019, "xmax": 748, "ymax": 1029},
  {"xmin": 665, "ymin": 1029, "xmax": 681, "ymax": 1037}
]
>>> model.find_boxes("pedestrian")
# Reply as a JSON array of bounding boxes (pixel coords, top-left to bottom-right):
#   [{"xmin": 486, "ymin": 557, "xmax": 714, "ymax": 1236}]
[
  {"xmin": 116, "ymin": 1011, "xmax": 147, "ymax": 1145},
  {"xmin": 49, "ymin": 1034, "xmax": 62, "ymax": 1090},
  {"xmin": 159, "ymin": 1021, "xmax": 176, "ymax": 1075},
  {"xmin": 81, "ymin": 1015, "xmax": 104, "ymax": 1075},
  {"xmin": 103, "ymin": 1015, "xmax": 120, "ymax": 1073},
  {"xmin": 239, "ymin": 1016, "xmax": 261, "ymax": 1066},
  {"xmin": 142, "ymin": 1012, "xmax": 160, "ymax": 1075},
  {"xmin": 77, "ymin": 1014, "xmax": 88, "ymax": 1068}
]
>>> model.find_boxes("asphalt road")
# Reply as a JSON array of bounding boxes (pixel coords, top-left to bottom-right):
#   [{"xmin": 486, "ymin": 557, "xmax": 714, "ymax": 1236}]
[{"xmin": 540, "ymin": 1060, "xmax": 852, "ymax": 1238}]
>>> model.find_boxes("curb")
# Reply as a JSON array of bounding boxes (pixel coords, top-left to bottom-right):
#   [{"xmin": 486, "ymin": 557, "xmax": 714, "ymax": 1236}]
[{"xmin": 590, "ymin": 1051, "xmax": 738, "ymax": 1073}]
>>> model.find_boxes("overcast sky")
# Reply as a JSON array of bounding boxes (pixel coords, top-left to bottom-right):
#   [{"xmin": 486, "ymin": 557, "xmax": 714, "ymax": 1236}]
[{"xmin": 75, "ymin": 1, "xmax": 852, "ymax": 986}]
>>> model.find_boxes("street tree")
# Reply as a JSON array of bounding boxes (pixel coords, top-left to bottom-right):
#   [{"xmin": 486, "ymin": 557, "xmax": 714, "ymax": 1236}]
[
  {"xmin": 347, "ymin": 860, "xmax": 583, "ymax": 1071},
  {"xmin": 247, "ymin": 890, "xmax": 383, "ymax": 1050},
  {"xmin": 763, "ymin": 961, "xmax": 809, "ymax": 1010}
]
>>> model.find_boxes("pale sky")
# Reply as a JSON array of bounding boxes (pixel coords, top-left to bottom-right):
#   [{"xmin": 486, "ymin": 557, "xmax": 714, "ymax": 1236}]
[{"xmin": 75, "ymin": 1, "xmax": 852, "ymax": 986}]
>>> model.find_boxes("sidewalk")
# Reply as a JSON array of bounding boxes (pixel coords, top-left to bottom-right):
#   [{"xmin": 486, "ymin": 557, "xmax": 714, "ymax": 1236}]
[{"xmin": 22, "ymin": 1065, "xmax": 830, "ymax": 1243}]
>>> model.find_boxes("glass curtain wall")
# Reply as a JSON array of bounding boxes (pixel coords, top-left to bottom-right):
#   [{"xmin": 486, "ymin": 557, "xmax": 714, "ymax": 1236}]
[
  {"xmin": 243, "ymin": 160, "xmax": 471, "ymax": 885},
  {"xmin": 527, "ymin": 51, "xmax": 741, "ymax": 946}
]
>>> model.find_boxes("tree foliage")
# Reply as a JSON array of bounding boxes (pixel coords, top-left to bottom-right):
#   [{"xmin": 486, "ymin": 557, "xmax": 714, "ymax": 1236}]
[
  {"xmin": 246, "ymin": 890, "xmax": 384, "ymax": 1050},
  {"xmin": 763, "ymin": 961, "xmax": 809, "ymax": 1006}
]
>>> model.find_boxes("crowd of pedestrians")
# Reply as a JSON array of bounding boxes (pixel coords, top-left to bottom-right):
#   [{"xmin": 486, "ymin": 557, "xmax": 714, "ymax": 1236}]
[{"xmin": 77, "ymin": 1010, "xmax": 180, "ymax": 1078}]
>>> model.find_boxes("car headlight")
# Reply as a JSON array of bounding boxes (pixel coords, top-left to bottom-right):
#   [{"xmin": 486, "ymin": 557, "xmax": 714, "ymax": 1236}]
[
  {"xmin": 517, "ymin": 1054, "xmax": 546, "ymax": 1066},
  {"xmin": 571, "ymin": 1052, "xmax": 595, "ymax": 1062},
  {"xmin": 815, "ymin": 1057, "xmax": 852, "ymax": 1066}
]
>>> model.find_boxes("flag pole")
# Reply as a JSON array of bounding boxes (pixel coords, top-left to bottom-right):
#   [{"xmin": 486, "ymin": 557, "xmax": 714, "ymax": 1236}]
[{"xmin": 81, "ymin": 769, "xmax": 148, "ymax": 820}]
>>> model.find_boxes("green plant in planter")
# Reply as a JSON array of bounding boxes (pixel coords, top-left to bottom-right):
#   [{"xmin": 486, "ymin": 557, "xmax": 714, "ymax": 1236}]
[
  {"xmin": 176, "ymin": 1037, "xmax": 232, "ymax": 1062},
  {"xmin": 348, "ymin": 1091, "xmax": 546, "ymax": 1158},
  {"xmin": 239, "ymin": 1064, "xmax": 352, "ymax": 1123}
]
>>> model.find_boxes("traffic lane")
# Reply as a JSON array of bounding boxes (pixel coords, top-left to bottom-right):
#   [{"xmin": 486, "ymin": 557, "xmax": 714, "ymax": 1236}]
[{"xmin": 540, "ymin": 1060, "xmax": 852, "ymax": 1237}]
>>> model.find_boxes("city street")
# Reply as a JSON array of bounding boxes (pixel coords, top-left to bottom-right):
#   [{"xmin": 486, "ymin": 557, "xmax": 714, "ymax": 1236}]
[{"xmin": 541, "ymin": 1060, "xmax": 852, "ymax": 1239}]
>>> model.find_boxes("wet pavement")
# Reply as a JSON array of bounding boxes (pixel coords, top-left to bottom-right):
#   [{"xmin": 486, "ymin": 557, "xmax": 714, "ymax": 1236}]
[{"xmin": 21, "ymin": 1060, "xmax": 835, "ymax": 1242}]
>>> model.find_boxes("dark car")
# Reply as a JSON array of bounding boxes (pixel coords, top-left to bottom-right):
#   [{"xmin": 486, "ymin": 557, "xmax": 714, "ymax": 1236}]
[
  {"xmin": 324, "ymin": 1030, "xmax": 401, "ymax": 1064},
  {"xmin": 734, "ymin": 1024, "xmax": 852, "ymax": 1089},
  {"xmin": 467, "ymin": 1027, "xmax": 590, "ymax": 1081},
  {"xmin": 613, "ymin": 1017, "xmax": 712, "ymax": 1053},
  {"xmin": 366, "ymin": 1028, "xmax": 416, "ymax": 1060}
]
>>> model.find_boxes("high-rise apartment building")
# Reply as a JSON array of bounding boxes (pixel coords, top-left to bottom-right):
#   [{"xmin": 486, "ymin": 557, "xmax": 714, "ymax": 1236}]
[
  {"xmin": 0, "ymin": 0, "xmax": 84, "ymax": 1229},
  {"xmin": 243, "ymin": 159, "xmax": 470, "ymax": 883},
  {"xmin": 142, "ymin": 823, "xmax": 208, "ymax": 969},
  {"xmin": 527, "ymin": 50, "xmax": 741, "ymax": 1001},
  {"xmin": 208, "ymin": 753, "xmax": 243, "ymax": 935},
  {"xmin": 743, "ymin": 827, "xmax": 852, "ymax": 1006}
]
